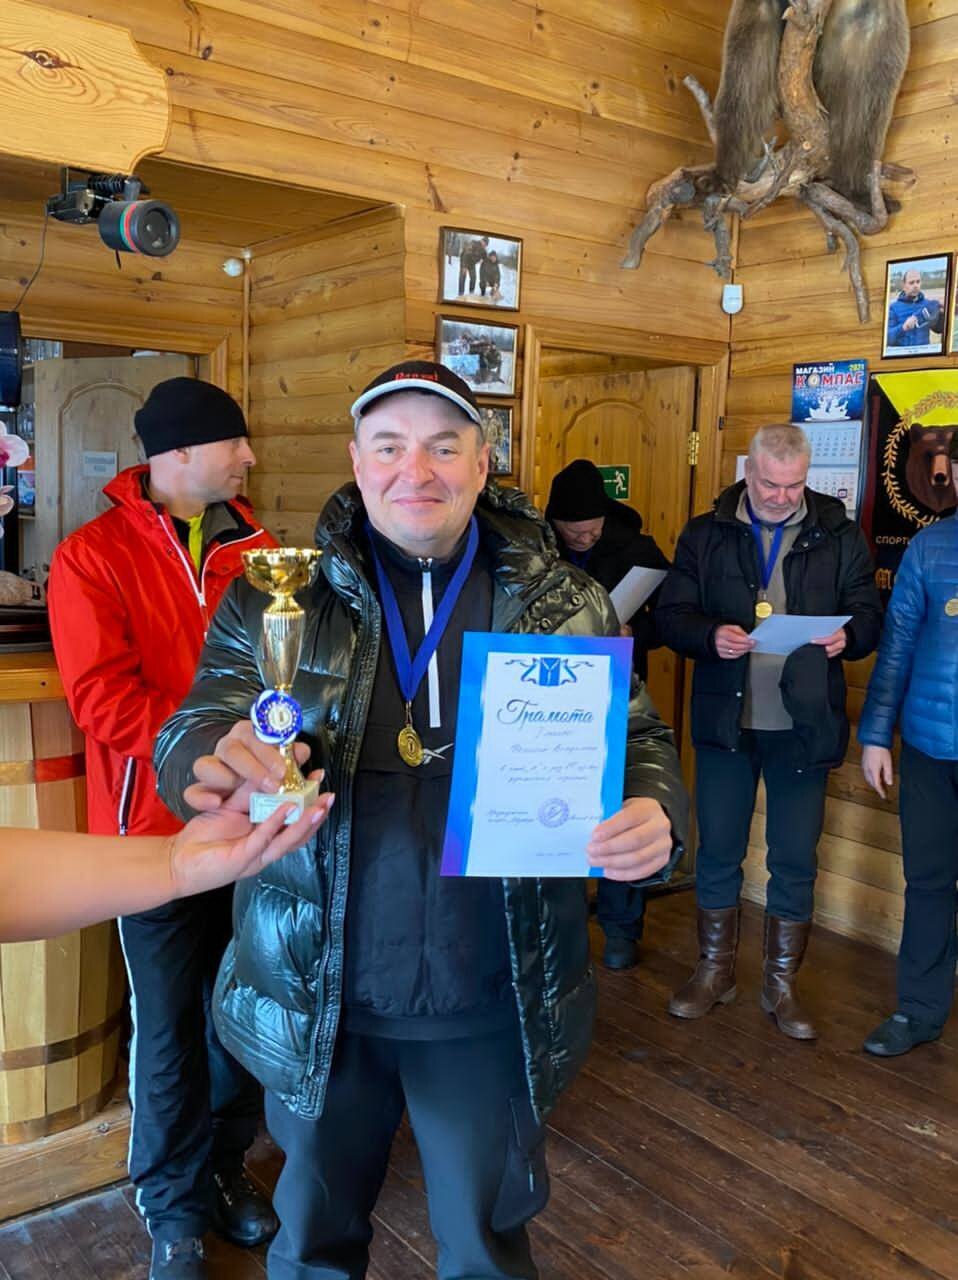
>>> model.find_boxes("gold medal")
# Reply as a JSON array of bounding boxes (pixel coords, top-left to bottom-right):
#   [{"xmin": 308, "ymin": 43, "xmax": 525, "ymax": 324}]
[
  {"xmin": 398, "ymin": 702, "xmax": 424, "ymax": 766},
  {"xmin": 398, "ymin": 725, "xmax": 423, "ymax": 767},
  {"xmin": 946, "ymin": 598, "xmax": 958, "ymax": 617},
  {"xmin": 755, "ymin": 600, "xmax": 773, "ymax": 620}
]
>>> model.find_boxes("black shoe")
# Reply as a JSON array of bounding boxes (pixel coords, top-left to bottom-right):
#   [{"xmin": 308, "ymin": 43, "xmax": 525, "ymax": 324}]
[
  {"xmin": 863, "ymin": 1012, "xmax": 942, "ymax": 1057},
  {"xmin": 212, "ymin": 1167, "xmax": 279, "ymax": 1248},
  {"xmin": 602, "ymin": 936, "xmax": 639, "ymax": 971},
  {"xmin": 150, "ymin": 1238, "xmax": 207, "ymax": 1279}
]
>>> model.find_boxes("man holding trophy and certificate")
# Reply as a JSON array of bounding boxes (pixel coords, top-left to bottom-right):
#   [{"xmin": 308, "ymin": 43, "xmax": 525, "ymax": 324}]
[{"xmin": 155, "ymin": 360, "xmax": 688, "ymax": 1280}]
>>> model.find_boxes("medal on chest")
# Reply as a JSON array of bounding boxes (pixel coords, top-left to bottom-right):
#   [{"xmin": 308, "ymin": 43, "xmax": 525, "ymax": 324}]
[
  {"xmin": 366, "ymin": 518, "xmax": 479, "ymax": 768},
  {"xmin": 946, "ymin": 598, "xmax": 958, "ymax": 617},
  {"xmin": 397, "ymin": 703, "xmax": 425, "ymax": 767},
  {"xmin": 746, "ymin": 498, "xmax": 786, "ymax": 626}
]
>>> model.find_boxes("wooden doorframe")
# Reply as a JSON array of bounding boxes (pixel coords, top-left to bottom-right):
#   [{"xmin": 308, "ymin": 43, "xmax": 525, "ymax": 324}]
[
  {"xmin": 520, "ymin": 323, "xmax": 731, "ymax": 809},
  {"xmin": 18, "ymin": 316, "xmax": 233, "ymax": 396}
]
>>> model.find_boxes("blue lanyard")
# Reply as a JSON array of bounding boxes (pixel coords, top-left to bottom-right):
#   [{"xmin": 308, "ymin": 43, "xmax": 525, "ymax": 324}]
[
  {"xmin": 745, "ymin": 496, "xmax": 786, "ymax": 593},
  {"xmin": 366, "ymin": 518, "xmax": 479, "ymax": 705}
]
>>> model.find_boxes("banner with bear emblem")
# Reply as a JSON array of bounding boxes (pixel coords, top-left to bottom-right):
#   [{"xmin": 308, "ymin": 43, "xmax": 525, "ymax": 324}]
[{"xmin": 861, "ymin": 371, "xmax": 958, "ymax": 603}]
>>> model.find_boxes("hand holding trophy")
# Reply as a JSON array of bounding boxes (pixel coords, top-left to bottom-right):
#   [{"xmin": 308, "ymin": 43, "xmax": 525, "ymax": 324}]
[{"xmin": 242, "ymin": 547, "xmax": 322, "ymax": 823}]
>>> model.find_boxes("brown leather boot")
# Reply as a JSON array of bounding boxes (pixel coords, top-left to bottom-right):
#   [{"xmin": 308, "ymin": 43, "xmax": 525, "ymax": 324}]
[
  {"xmin": 668, "ymin": 906, "xmax": 740, "ymax": 1019},
  {"xmin": 760, "ymin": 914, "xmax": 817, "ymax": 1040}
]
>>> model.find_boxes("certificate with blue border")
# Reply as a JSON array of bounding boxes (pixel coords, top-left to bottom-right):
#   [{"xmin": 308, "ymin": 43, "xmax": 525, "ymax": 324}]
[{"xmin": 440, "ymin": 633, "xmax": 632, "ymax": 878}]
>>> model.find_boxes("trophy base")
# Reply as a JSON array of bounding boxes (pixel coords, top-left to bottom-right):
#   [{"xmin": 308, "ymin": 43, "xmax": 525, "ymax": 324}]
[{"xmin": 249, "ymin": 778, "xmax": 320, "ymax": 825}]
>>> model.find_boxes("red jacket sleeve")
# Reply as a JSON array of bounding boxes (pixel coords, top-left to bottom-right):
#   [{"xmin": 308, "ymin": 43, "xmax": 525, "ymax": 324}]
[{"xmin": 48, "ymin": 539, "xmax": 182, "ymax": 760}]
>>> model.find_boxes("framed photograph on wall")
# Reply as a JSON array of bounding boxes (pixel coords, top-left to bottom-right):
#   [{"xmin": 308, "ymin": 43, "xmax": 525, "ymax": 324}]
[
  {"xmin": 436, "ymin": 316, "xmax": 518, "ymax": 397},
  {"xmin": 947, "ymin": 270, "xmax": 958, "ymax": 354},
  {"xmin": 882, "ymin": 253, "xmax": 950, "ymax": 359},
  {"xmin": 438, "ymin": 227, "xmax": 522, "ymax": 311},
  {"xmin": 478, "ymin": 403, "xmax": 515, "ymax": 476}
]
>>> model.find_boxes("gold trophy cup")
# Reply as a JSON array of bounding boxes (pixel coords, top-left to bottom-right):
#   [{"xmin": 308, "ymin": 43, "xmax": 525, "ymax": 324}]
[{"xmin": 242, "ymin": 547, "xmax": 322, "ymax": 823}]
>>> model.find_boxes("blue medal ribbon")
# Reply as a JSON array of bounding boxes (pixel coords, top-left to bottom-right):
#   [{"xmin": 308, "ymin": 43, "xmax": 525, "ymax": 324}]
[
  {"xmin": 745, "ymin": 495, "xmax": 786, "ymax": 594},
  {"xmin": 366, "ymin": 517, "xmax": 479, "ymax": 707}
]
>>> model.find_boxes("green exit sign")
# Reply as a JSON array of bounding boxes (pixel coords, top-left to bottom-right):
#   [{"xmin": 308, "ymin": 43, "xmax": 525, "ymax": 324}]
[{"xmin": 598, "ymin": 464, "xmax": 631, "ymax": 500}]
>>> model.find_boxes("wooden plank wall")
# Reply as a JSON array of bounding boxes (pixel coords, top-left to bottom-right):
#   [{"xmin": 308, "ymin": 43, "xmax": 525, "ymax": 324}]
[
  {"xmin": 246, "ymin": 208, "xmax": 406, "ymax": 545},
  {"xmin": 35, "ymin": 0, "xmax": 733, "ymax": 370},
  {"xmin": 722, "ymin": 3, "xmax": 957, "ymax": 950}
]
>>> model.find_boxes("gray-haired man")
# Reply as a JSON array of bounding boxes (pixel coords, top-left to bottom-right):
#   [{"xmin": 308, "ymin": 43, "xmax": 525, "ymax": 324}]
[{"xmin": 656, "ymin": 425, "xmax": 881, "ymax": 1040}]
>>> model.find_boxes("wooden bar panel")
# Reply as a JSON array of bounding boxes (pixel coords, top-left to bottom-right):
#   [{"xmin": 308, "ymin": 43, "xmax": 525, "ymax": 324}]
[{"xmin": 0, "ymin": 692, "xmax": 122, "ymax": 1145}]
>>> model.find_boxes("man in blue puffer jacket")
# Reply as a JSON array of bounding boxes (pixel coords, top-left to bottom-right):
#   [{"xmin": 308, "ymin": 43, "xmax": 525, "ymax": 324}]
[
  {"xmin": 885, "ymin": 267, "xmax": 945, "ymax": 349},
  {"xmin": 859, "ymin": 511, "xmax": 958, "ymax": 1056}
]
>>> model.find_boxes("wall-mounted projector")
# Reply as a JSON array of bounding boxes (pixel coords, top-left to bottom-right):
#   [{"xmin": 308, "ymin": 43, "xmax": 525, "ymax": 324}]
[{"xmin": 46, "ymin": 171, "xmax": 180, "ymax": 257}]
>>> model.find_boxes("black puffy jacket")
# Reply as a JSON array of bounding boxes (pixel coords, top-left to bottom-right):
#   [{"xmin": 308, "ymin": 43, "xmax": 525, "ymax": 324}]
[
  {"xmin": 655, "ymin": 481, "xmax": 881, "ymax": 768},
  {"xmin": 154, "ymin": 482, "xmax": 688, "ymax": 1121}
]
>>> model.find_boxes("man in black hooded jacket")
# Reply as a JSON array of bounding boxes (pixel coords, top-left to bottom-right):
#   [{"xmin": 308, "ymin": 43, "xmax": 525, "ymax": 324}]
[{"xmin": 546, "ymin": 458, "xmax": 671, "ymax": 971}]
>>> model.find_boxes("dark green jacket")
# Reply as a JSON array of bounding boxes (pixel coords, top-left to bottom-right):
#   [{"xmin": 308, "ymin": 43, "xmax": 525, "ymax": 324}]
[{"xmin": 154, "ymin": 482, "xmax": 688, "ymax": 1121}]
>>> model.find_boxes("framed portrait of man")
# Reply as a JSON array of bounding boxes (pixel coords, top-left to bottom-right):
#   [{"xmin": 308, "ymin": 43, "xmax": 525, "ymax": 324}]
[
  {"xmin": 436, "ymin": 317, "xmax": 518, "ymax": 397},
  {"xmin": 438, "ymin": 227, "xmax": 522, "ymax": 311},
  {"xmin": 882, "ymin": 254, "xmax": 950, "ymax": 359}
]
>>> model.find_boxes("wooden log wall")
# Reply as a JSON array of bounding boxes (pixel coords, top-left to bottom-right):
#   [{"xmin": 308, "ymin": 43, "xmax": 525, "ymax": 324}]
[
  {"xmin": 34, "ymin": 0, "xmax": 733, "ymax": 371},
  {"xmin": 246, "ymin": 208, "xmax": 406, "ymax": 546},
  {"xmin": 723, "ymin": 3, "xmax": 956, "ymax": 951}
]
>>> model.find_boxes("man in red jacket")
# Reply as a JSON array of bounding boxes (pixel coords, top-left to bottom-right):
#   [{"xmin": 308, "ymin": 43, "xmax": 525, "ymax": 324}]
[{"xmin": 49, "ymin": 378, "xmax": 278, "ymax": 1280}]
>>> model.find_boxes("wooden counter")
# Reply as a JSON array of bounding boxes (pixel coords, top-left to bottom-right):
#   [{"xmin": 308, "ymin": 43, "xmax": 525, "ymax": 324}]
[{"xmin": 0, "ymin": 650, "xmax": 64, "ymax": 704}]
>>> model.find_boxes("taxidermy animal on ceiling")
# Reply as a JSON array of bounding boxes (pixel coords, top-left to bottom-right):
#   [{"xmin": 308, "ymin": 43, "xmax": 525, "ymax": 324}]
[
  {"xmin": 622, "ymin": 0, "xmax": 913, "ymax": 324},
  {"xmin": 715, "ymin": 0, "xmax": 909, "ymax": 207}
]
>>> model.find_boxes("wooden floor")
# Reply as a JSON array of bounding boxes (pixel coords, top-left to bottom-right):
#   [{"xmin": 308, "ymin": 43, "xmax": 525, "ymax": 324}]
[{"xmin": 2, "ymin": 893, "xmax": 957, "ymax": 1279}]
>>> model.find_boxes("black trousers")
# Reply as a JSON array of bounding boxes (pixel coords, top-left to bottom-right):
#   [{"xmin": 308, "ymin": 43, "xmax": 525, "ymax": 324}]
[
  {"xmin": 897, "ymin": 742, "xmax": 958, "ymax": 1029},
  {"xmin": 596, "ymin": 879, "xmax": 647, "ymax": 941},
  {"xmin": 265, "ymin": 1025, "xmax": 547, "ymax": 1279},
  {"xmin": 118, "ymin": 886, "xmax": 261, "ymax": 1243},
  {"xmin": 695, "ymin": 730, "xmax": 828, "ymax": 921}
]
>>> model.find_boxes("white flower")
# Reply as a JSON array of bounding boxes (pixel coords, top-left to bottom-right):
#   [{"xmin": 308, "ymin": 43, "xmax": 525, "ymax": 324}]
[{"xmin": 0, "ymin": 428, "xmax": 29, "ymax": 469}]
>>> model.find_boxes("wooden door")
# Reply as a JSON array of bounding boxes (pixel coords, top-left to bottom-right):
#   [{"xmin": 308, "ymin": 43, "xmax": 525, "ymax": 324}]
[
  {"xmin": 30, "ymin": 355, "xmax": 191, "ymax": 573},
  {"xmin": 536, "ymin": 364, "xmax": 697, "ymax": 736}
]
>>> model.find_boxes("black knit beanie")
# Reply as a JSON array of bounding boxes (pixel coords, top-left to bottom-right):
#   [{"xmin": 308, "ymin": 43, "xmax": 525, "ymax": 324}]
[
  {"xmin": 545, "ymin": 459, "xmax": 609, "ymax": 522},
  {"xmin": 134, "ymin": 377, "xmax": 249, "ymax": 458}
]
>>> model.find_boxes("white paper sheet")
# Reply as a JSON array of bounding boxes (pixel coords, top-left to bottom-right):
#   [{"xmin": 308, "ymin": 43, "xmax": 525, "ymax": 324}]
[
  {"xmin": 607, "ymin": 567, "xmax": 667, "ymax": 624},
  {"xmin": 749, "ymin": 614, "xmax": 852, "ymax": 656}
]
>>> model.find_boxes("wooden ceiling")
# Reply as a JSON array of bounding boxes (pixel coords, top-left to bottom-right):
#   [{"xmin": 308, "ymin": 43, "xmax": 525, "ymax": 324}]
[{"xmin": 0, "ymin": 154, "xmax": 384, "ymax": 248}]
